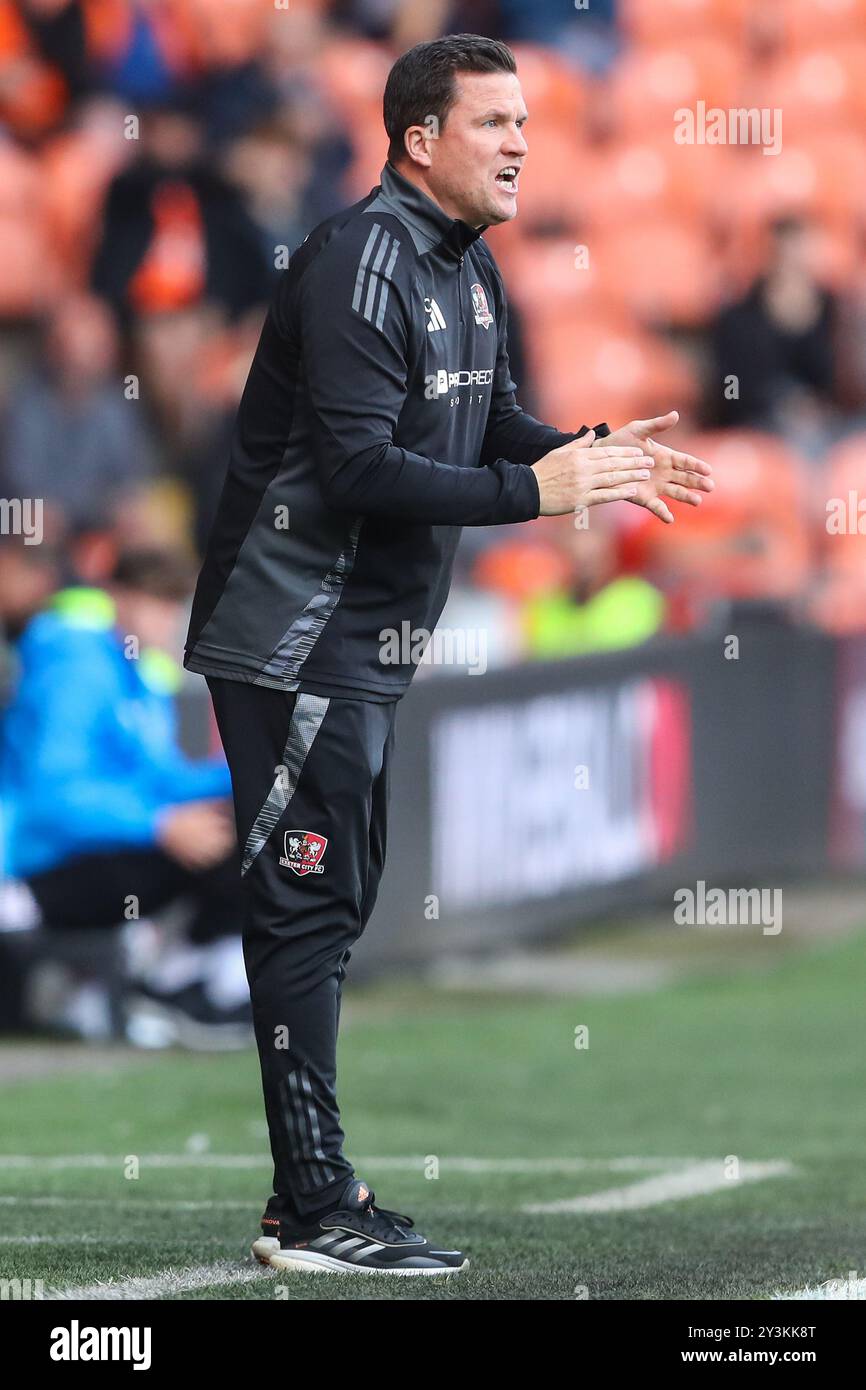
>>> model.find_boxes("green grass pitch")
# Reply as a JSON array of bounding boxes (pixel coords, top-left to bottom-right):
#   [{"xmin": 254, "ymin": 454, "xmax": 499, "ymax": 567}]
[{"xmin": 2, "ymin": 921, "xmax": 866, "ymax": 1300}]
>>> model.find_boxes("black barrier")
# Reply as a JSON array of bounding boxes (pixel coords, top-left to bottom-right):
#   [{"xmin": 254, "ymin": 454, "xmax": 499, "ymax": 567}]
[
  {"xmin": 177, "ymin": 608, "xmax": 850, "ymax": 974},
  {"xmin": 352, "ymin": 605, "xmax": 837, "ymax": 971}
]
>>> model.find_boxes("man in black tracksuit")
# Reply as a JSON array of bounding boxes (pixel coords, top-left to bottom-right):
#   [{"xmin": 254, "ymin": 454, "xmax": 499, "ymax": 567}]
[{"xmin": 185, "ymin": 34, "xmax": 711, "ymax": 1276}]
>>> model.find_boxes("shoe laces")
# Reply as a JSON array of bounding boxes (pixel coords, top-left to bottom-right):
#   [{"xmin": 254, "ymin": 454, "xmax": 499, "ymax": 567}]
[{"xmin": 358, "ymin": 1189, "xmax": 415, "ymax": 1239}]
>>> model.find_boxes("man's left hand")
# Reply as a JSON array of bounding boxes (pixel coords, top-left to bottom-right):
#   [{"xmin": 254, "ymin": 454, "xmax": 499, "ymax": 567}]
[{"xmin": 598, "ymin": 411, "xmax": 714, "ymax": 524}]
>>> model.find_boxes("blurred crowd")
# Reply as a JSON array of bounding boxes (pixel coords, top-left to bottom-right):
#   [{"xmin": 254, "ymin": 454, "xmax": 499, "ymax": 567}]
[
  {"xmin": 1, "ymin": 0, "xmax": 866, "ymax": 1036},
  {"xmin": 0, "ymin": 0, "xmax": 865, "ymax": 669}
]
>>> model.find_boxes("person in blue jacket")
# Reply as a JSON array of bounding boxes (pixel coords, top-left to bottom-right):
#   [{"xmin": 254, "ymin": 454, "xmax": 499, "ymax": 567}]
[{"xmin": 0, "ymin": 548, "xmax": 248, "ymax": 1038}]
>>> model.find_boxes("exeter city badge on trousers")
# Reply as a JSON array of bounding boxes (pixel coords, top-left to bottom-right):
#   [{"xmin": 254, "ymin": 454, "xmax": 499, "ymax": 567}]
[{"xmin": 279, "ymin": 830, "xmax": 329, "ymax": 875}]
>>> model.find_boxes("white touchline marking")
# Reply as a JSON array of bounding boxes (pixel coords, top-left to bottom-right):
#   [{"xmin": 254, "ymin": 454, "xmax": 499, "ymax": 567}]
[
  {"xmin": 0, "ymin": 1196, "xmax": 258, "ymax": 1211},
  {"xmin": 46, "ymin": 1261, "xmax": 272, "ymax": 1301},
  {"xmin": 0, "ymin": 1153, "xmax": 705, "ymax": 1173},
  {"xmin": 774, "ymin": 1277, "xmax": 866, "ymax": 1301},
  {"xmin": 353, "ymin": 1156, "xmax": 704, "ymax": 1174},
  {"xmin": 0, "ymin": 1196, "xmax": 475, "ymax": 1216},
  {"xmin": 0, "ymin": 1235, "xmax": 148, "ymax": 1244},
  {"xmin": 370, "ymin": 1156, "xmax": 704, "ymax": 1175},
  {"xmin": 522, "ymin": 1159, "xmax": 794, "ymax": 1214}
]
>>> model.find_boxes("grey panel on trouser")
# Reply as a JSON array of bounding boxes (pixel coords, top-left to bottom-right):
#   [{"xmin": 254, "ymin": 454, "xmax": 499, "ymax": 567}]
[
  {"xmin": 299, "ymin": 1067, "xmax": 333, "ymax": 1183},
  {"xmin": 281, "ymin": 1065, "xmax": 337, "ymax": 1193},
  {"xmin": 240, "ymin": 693, "xmax": 330, "ymax": 875}
]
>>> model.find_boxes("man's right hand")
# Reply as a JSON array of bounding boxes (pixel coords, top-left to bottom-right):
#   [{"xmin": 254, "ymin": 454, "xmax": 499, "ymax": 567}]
[
  {"xmin": 531, "ymin": 431, "xmax": 653, "ymax": 516},
  {"xmin": 156, "ymin": 800, "xmax": 236, "ymax": 872}
]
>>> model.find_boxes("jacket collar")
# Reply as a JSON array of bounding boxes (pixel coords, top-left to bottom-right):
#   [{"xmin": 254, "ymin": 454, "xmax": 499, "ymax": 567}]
[{"xmin": 378, "ymin": 161, "xmax": 487, "ymax": 260}]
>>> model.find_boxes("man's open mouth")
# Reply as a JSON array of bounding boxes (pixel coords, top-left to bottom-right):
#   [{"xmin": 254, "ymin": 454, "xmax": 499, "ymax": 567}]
[{"xmin": 495, "ymin": 166, "xmax": 519, "ymax": 192}]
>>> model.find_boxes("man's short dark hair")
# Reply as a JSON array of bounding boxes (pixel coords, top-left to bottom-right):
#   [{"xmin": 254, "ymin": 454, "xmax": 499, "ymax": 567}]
[{"xmin": 384, "ymin": 33, "xmax": 517, "ymax": 165}]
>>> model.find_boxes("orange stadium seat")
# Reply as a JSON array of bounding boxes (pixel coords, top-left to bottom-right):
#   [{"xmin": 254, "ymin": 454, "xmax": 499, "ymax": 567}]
[
  {"xmin": 625, "ymin": 431, "xmax": 815, "ymax": 603},
  {"xmin": 315, "ymin": 38, "xmax": 395, "ymax": 130},
  {"xmin": 180, "ymin": 0, "xmax": 273, "ymax": 68},
  {"xmin": 508, "ymin": 43, "xmax": 587, "ymax": 135},
  {"xmin": 727, "ymin": 133, "xmax": 866, "ymax": 234},
  {"xmin": 577, "ymin": 137, "xmax": 736, "ymax": 231},
  {"xmin": 607, "ymin": 39, "xmax": 743, "ymax": 138},
  {"xmin": 473, "ymin": 538, "xmax": 574, "ymax": 603},
  {"xmin": 589, "ymin": 219, "xmax": 720, "ymax": 326},
  {"xmin": 775, "ymin": 0, "xmax": 866, "ymax": 51},
  {"xmin": 761, "ymin": 43, "xmax": 866, "ymax": 135},
  {"xmin": 525, "ymin": 313, "xmax": 700, "ymax": 431},
  {"xmin": 683, "ymin": 431, "xmax": 812, "ymax": 513},
  {"xmin": 504, "ymin": 131, "xmax": 592, "ymax": 229},
  {"xmin": 619, "ymin": 0, "xmax": 751, "ymax": 46},
  {"xmin": 495, "ymin": 232, "xmax": 615, "ymax": 327},
  {"xmin": 633, "ymin": 502, "xmax": 814, "ymax": 607}
]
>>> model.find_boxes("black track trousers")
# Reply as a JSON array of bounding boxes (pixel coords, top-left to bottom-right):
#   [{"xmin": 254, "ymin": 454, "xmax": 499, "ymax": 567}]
[{"xmin": 206, "ymin": 674, "xmax": 397, "ymax": 1222}]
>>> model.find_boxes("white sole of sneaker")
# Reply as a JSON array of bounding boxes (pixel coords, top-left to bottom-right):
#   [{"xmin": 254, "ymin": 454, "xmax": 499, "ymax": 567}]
[{"xmin": 251, "ymin": 1236, "xmax": 468, "ymax": 1277}]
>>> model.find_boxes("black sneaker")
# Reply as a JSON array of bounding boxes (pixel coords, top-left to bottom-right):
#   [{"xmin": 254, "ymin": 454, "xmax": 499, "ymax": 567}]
[{"xmin": 251, "ymin": 1178, "xmax": 468, "ymax": 1277}]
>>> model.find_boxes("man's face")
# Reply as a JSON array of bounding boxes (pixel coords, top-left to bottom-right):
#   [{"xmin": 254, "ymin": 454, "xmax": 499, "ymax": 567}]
[{"xmin": 423, "ymin": 71, "xmax": 528, "ymax": 228}]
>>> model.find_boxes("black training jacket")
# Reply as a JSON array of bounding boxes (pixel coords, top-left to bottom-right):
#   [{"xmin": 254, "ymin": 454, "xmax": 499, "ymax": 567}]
[{"xmin": 184, "ymin": 159, "xmax": 608, "ymax": 701}]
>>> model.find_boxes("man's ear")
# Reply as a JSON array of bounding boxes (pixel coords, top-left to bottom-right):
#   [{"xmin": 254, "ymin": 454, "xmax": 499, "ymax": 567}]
[{"xmin": 403, "ymin": 126, "xmax": 434, "ymax": 169}]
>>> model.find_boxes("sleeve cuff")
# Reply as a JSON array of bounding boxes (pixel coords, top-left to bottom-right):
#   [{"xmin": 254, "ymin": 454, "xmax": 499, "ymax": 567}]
[
  {"xmin": 577, "ymin": 422, "xmax": 612, "ymax": 439},
  {"xmin": 523, "ymin": 461, "xmax": 541, "ymax": 519}
]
